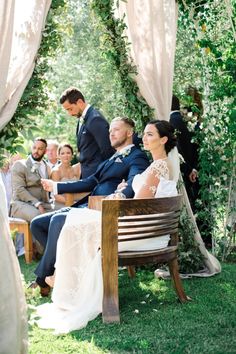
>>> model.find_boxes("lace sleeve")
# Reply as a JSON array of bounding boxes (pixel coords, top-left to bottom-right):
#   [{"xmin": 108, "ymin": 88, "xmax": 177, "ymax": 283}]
[
  {"xmin": 148, "ymin": 160, "xmax": 169, "ymax": 180},
  {"xmin": 134, "ymin": 159, "xmax": 169, "ymax": 198}
]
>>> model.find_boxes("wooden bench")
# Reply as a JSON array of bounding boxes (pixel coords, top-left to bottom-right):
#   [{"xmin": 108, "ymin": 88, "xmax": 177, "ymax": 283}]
[
  {"xmin": 64, "ymin": 192, "xmax": 90, "ymax": 207},
  {"xmin": 9, "ymin": 217, "xmax": 33, "ymax": 264},
  {"xmin": 88, "ymin": 195, "xmax": 189, "ymax": 323}
]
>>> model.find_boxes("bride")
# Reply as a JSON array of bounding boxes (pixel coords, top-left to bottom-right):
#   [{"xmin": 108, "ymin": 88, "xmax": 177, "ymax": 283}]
[{"xmin": 35, "ymin": 120, "xmax": 179, "ymax": 334}]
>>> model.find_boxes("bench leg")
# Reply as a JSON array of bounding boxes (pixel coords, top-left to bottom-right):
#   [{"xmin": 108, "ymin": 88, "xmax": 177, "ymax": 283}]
[
  {"xmin": 9, "ymin": 222, "xmax": 33, "ymax": 264},
  {"xmin": 168, "ymin": 257, "xmax": 189, "ymax": 303},
  {"xmin": 127, "ymin": 266, "xmax": 136, "ymax": 278},
  {"xmin": 24, "ymin": 224, "xmax": 33, "ymax": 264},
  {"xmin": 102, "ymin": 263, "xmax": 120, "ymax": 323},
  {"xmin": 101, "ymin": 203, "xmax": 120, "ymax": 323}
]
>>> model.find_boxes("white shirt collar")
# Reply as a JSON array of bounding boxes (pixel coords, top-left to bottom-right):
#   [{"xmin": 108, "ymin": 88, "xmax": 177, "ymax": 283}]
[
  {"xmin": 30, "ymin": 155, "xmax": 43, "ymax": 165},
  {"xmin": 81, "ymin": 104, "xmax": 91, "ymax": 119},
  {"xmin": 117, "ymin": 144, "xmax": 134, "ymax": 155},
  {"xmin": 170, "ymin": 110, "xmax": 180, "ymax": 114}
]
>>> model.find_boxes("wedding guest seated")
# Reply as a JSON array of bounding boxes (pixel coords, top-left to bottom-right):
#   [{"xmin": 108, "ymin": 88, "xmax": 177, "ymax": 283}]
[
  {"xmin": 50, "ymin": 143, "xmax": 81, "ymax": 209},
  {"xmin": 33, "ymin": 120, "xmax": 179, "ymax": 334},
  {"xmin": 29, "ymin": 117, "xmax": 150, "ymax": 296},
  {"xmin": 46, "ymin": 140, "xmax": 60, "ymax": 169},
  {"xmin": 10, "ymin": 138, "xmax": 53, "ymax": 222}
]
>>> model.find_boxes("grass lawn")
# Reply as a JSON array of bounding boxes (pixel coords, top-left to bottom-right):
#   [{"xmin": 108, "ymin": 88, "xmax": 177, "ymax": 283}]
[{"xmin": 20, "ymin": 257, "xmax": 236, "ymax": 354}]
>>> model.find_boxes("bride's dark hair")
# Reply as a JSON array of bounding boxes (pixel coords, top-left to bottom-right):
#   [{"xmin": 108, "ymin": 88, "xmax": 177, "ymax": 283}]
[{"xmin": 148, "ymin": 120, "xmax": 177, "ymax": 154}]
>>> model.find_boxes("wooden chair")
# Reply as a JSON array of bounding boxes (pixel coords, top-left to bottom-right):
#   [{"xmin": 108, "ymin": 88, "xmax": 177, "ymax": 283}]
[
  {"xmin": 9, "ymin": 217, "xmax": 33, "ymax": 264},
  {"xmin": 64, "ymin": 192, "xmax": 90, "ymax": 207},
  {"xmin": 88, "ymin": 195, "xmax": 189, "ymax": 323}
]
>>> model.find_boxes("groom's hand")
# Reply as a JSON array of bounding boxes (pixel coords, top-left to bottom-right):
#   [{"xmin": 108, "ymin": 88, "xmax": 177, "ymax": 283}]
[{"xmin": 41, "ymin": 178, "xmax": 53, "ymax": 192}]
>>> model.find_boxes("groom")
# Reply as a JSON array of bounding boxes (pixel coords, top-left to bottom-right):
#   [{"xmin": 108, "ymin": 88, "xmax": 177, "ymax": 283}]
[{"xmin": 30, "ymin": 117, "xmax": 150, "ymax": 296}]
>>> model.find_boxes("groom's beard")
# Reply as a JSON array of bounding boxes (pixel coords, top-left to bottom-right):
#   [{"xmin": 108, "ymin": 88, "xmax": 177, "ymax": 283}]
[{"xmin": 111, "ymin": 136, "xmax": 130, "ymax": 150}]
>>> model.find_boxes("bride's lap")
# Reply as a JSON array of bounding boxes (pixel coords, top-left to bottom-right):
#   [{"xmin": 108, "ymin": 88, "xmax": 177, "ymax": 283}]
[
  {"xmin": 52, "ymin": 207, "xmax": 102, "ymax": 307},
  {"xmin": 56, "ymin": 208, "xmax": 101, "ymax": 251}
]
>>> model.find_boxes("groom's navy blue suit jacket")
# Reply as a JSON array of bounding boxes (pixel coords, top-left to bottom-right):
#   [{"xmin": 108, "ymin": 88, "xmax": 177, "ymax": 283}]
[
  {"xmin": 57, "ymin": 146, "xmax": 150, "ymax": 204},
  {"xmin": 76, "ymin": 106, "xmax": 114, "ymax": 178}
]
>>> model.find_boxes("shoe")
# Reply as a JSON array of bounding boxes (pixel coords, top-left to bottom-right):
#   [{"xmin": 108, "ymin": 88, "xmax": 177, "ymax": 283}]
[
  {"xmin": 28, "ymin": 281, "xmax": 50, "ymax": 297},
  {"xmin": 40, "ymin": 285, "xmax": 50, "ymax": 297}
]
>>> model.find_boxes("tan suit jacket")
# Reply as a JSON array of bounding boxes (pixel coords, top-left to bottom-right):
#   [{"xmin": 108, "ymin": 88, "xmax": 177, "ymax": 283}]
[{"xmin": 10, "ymin": 156, "xmax": 52, "ymax": 221}]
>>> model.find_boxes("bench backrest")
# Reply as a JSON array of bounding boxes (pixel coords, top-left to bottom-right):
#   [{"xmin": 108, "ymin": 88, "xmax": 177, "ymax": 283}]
[{"xmin": 100, "ymin": 196, "xmax": 182, "ymax": 250}]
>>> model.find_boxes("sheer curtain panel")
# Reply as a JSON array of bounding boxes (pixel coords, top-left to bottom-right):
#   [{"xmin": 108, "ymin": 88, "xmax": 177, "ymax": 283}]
[{"xmin": 0, "ymin": 0, "xmax": 51, "ymax": 130}]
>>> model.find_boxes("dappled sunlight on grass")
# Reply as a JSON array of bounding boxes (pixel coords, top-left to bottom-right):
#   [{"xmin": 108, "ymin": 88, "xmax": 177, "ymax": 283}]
[
  {"xmin": 139, "ymin": 277, "xmax": 169, "ymax": 299},
  {"xmin": 18, "ymin": 257, "xmax": 236, "ymax": 353}
]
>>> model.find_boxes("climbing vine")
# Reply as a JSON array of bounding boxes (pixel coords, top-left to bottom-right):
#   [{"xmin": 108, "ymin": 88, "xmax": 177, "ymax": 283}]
[
  {"xmin": 176, "ymin": 0, "xmax": 236, "ymax": 258},
  {"xmin": 91, "ymin": 0, "xmax": 153, "ymax": 132}
]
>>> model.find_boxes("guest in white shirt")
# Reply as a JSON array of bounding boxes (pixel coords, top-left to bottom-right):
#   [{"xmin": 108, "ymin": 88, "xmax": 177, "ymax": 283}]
[{"xmin": 46, "ymin": 140, "xmax": 60, "ymax": 169}]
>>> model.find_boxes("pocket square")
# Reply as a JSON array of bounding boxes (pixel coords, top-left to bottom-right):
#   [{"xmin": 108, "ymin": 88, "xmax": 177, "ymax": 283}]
[{"xmin": 115, "ymin": 157, "xmax": 123, "ymax": 163}]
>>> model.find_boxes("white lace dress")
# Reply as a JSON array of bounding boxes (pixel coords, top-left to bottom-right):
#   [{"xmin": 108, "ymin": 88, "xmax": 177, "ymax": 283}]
[{"xmin": 36, "ymin": 159, "xmax": 177, "ymax": 334}]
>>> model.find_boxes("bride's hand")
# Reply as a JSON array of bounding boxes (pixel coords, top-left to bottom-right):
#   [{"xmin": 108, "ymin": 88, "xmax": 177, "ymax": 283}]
[
  {"xmin": 116, "ymin": 179, "xmax": 127, "ymax": 191},
  {"xmin": 105, "ymin": 192, "xmax": 126, "ymax": 200},
  {"xmin": 41, "ymin": 178, "xmax": 53, "ymax": 192}
]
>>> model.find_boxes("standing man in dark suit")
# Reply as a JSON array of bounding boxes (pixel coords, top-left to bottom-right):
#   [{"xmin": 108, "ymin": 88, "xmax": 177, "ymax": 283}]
[
  {"xmin": 170, "ymin": 95, "xmax": 199, "ymax": 210},
  {"xmin": 60, "ymin": 87, "xmax": 114, "ymax": 178},
  {"xmin": 30, "ymin": 117, "xmax": 150, "ymax": 295}
]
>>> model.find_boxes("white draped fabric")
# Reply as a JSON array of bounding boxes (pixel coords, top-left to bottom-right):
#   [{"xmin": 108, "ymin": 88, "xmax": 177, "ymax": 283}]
[
  {"xmin": 0, "ymin": 0, "xmax": 51, "ymax": 130},
  {"xmin": 0, "ymin": 176, "xmax": 28, "ymax": 354},
  {"xmin": 117, "ymin": 0, "xmax": 221, "ymax": 276},
  {"xmin": 0, "ymin": 1, "xmax": 51, "ymax": 351},
  {"xmin": 118, "ymin": 0, "xmax": 178, "ymax": 120}
]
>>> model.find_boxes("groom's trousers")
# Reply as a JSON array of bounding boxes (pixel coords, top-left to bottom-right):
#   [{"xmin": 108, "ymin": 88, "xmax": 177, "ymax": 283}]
[{"xmin": 31, "ymin": 207, "xmax": 71, "ymax": 287}]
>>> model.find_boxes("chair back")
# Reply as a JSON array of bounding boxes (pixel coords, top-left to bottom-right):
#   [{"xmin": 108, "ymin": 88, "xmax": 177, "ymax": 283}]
[
  {"xmin": 117, "ymin": 196, "xmax": 181, "ymax": 247},
  {"xmin": 101, "ymin": 195, "xmax": 182, "ymax": 251}
]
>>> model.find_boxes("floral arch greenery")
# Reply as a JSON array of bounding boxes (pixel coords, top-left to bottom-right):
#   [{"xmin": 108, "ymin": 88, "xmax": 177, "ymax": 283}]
[{"xmin": 1, "ymin": 0, "xmax": 235, "ymax": 262}]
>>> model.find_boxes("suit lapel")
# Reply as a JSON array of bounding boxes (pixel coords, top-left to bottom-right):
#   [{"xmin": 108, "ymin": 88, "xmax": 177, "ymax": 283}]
[
  {"xmin": 77, "ymin": 107, "xmax": 92, "ymax": 149},
  {"xmin": 97, "ymin": 147, "xmax": 135, "ymax": 177},
  {"xmin": 99, "ymin": 158, "xmax": 116, "ymax": 176},
  {"xmin": 77, "ymin": 120, "xmax": 84, "ymax": 147}
]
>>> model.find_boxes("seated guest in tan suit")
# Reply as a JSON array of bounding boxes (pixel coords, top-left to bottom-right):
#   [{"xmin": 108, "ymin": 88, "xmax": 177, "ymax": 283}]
[{"xmin": 10, "ymin": 138, "xmax": 53, "ymax": 222}]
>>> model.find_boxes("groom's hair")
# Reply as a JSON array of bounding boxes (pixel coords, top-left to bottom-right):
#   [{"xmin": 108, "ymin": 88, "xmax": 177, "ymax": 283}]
[{"xmin": 111, "ymin": 117, "xmax": 135, "ymax": 129}]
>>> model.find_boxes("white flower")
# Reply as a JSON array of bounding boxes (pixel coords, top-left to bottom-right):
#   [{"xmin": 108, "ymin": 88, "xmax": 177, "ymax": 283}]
[
  {"xmin": 121, "ymin": 148, "xmax": 131, "ymax": 158},
  {"xmin": 31, "ymin": 164, "xmax": 40, "ymax": 174}
]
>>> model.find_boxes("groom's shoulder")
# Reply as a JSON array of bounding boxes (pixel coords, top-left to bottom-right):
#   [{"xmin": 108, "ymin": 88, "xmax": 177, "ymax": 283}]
[
  {"xmin": 129, "ymin": 146, "xmax": 149, "ymax": 162},
  {"xmin": 130, "ymin": 145, "xmax": 146, "ymax": 155}
]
